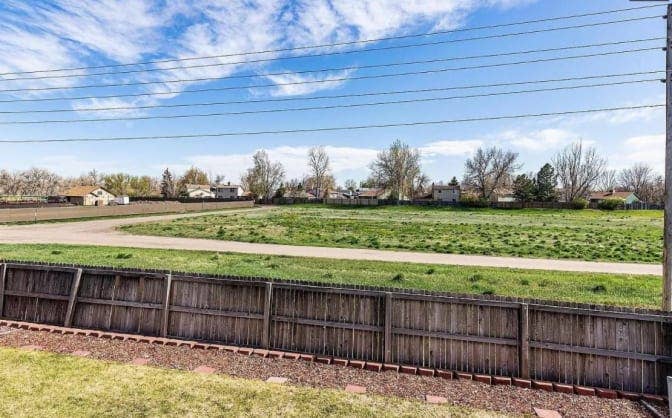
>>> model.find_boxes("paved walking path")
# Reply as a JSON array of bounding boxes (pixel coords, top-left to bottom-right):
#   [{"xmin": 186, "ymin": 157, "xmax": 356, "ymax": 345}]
[{"xmin": 0, "ymin": 208, "xmax": 661, "ymax": 275}]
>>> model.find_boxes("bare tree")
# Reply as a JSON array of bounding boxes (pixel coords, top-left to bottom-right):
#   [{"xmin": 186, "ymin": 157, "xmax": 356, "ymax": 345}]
[
  {"xmin": 650, "ymin": 174, "xmax": 665, "ymax": 205},
  {"xmin": 344, "ymin": 179, "xmax": 357, "ymax": 192},
  {"xmin": 0, "ymin": 170, "xmax": 24, "ymax": 195},
  {"xmin": 241, "ymin": 150, "xmax": 285, "ymax": 201},
  {"xmin": 20, "ymin": 168, "xmax": 61, "ymax": 196},
  {"xmin": 412, "ymin": 173, "xmax": 431, "ymax": 197},
  {"xmin": 552, "ymin": 142, "xmax": 606, "ymax": 202},
  {"xmin": 598, "ymin": 169, "xmax": 618, "ymax": 192},
  {"xmin": 619, "ymin": 163, "xmax": 655, "ymax": 201},
  {"xmin": 369, "ymin": 140, "xmax": 423, "ymax": 201},
  {"xmin": 463, "ymin": 146, "xmax": 520, "ymax": 200},
  {"xmin": 303, "ymin": 173, "xmax": 335, "ymax": 197},
  {"xmin": 307, "ymin": 146, "xmax": 331, "ymax": 198}
]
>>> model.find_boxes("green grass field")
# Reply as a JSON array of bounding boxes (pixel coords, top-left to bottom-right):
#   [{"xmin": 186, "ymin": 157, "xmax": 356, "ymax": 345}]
[
  {"xmin": 120, "ymin": 205, "xmax": 663, "ymax": 263},
  {"xmin": 0, "ymin": 244, "xmax": 660, "ymax": 308},
  {"xmin": 0, "ymin": 348, "xmax": 493, "ymax": 417}
]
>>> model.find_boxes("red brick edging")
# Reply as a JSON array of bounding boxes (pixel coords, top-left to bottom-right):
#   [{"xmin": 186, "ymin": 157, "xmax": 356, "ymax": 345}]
[{"xmin": 0, "ymin": 319, "xmax": 666, "ymax": 404}]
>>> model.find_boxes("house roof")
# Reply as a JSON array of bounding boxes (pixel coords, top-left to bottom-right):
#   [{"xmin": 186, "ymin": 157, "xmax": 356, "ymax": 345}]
[
  {"xmin": 212, "ymin": 184, "xmax": 241, "ymax": 189},
  {"xmin": 186, "ymin": 184, "xmax": 211, "ymax": 191},
  {"xmin": 433, "ymin": 184, "xmax": 460, "ymax": 190},
  {"xmin": 358, "ymin": 188, "xmax": 386, "ymax": 197},
  {"xmin": 589, "ymin": 191, "xmax": 636, "ymax": 200},
  {"xmin": 63, "ymin": 185, "xmax": 112, "ymax": 197}
]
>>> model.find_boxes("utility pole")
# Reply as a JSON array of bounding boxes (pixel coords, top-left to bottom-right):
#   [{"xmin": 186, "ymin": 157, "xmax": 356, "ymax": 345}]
[{"xmin": 664, "ymin": 3, "xmax": 672, "ymax": 311}]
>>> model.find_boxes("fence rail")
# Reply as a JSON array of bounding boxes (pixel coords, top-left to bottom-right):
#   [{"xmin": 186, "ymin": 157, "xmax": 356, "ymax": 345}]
[
  {"xmin": 0, "ymin": 200, "xmax": 253, "ymax": 223},
  {"xmin": 0, "ymin": 260, "xmax": 670, "ymax": 394}
]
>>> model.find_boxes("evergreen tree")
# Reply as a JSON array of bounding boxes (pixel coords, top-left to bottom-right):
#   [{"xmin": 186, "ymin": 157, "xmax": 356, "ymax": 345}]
[
  {"xmin": 534, "ymin": 163, "xmax": 558, "ymax": 202},
  {"xmin": 513, "ymin": 174, "xmax": 535, "ymax": 202},
  {"xmin": 448, "ymin": 176, "xmax": 459, "ymax": 186},
  {"xmin": 160, "ymin": 168, "xmax": 176, "ymax": 198}
]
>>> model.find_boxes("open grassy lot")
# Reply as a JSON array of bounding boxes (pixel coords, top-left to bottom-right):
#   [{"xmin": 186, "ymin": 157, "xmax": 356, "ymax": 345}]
[
  {"xmin": 0, "ymin": 348, "xmax": 491, "ymax": 417},
  {"xmin": 0, "ymin": 244, "xmax": 660, "ymax": 308},
  {"xmin": 120, "ymin": 205, "xmax": 663, "ymax": 263}
]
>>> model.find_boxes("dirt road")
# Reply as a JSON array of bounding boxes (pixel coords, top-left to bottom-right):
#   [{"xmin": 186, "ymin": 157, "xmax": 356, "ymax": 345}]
[{"xmin": 0, "ymin": 208, "xmax": 661, "ymax": 275}]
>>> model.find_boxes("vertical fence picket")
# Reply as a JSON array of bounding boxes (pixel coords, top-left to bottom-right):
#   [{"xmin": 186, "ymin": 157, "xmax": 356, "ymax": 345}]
[
  {"xmin": 161, "ymin": 273, "xmax": 172, "ymax": 337},
  {"xmin": 0, "ymin": 263, "xmax": 6, "ymax": 317},
  {"xmin": 519, "ymin": 303, "xmax": 530, "ymax": 379},
  {"xmin": 63, "ymin": 268, "xmax": 82, "ymax": 327}
]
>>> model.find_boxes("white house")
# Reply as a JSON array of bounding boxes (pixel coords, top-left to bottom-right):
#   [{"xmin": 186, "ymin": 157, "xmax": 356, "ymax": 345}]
[
  {"xmin": 186, "ymin": 184, "xmax": 215, "ymax": 199},
  {"xmin": 432, "ymin": 184, "xmax": 460, "ymax": 203},
  {"xmin": 211, "ymin": 183, "xmax": 244, "ymax": 199},
  {"xmin": 63, "ymin": 186, "xmax": 116, "ymax": 206}
]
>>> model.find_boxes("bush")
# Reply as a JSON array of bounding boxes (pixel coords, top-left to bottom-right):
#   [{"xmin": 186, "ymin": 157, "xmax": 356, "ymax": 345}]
[
  {"xmin": 598, "ymin": 198, "xmax": 624, "ymax": 211},
  {"xmin": 570, "ymin": 198, "xmax": 588, "ymax": 210},
  {"xmin": 459, "ymin": 194, "xmax": 489, "ymax": 208}
]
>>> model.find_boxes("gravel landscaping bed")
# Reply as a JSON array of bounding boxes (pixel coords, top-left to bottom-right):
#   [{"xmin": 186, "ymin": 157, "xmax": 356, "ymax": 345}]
[{"xmin": 0, "ymin": 328, "xmax": 662, "ymax": 418}]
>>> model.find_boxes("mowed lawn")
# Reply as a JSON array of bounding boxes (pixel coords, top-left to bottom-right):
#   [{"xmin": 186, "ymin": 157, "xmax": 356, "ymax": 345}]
[
  {"xmin": 0, "ymin": 244, "xmax": 661, "ymax": 308},
  {"xmin": 120, "ymin": 205, "xmax": 663, "ymax": 263},
  {"xmin": 0, "ymin": 348, "xmax": 492, "ymax": 417}
]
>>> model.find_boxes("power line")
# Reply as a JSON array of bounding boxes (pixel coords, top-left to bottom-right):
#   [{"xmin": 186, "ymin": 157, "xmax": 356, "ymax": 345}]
[
  {"xmin": 0, "ymin": 79, "xmax": 660, "ymax": 125},
  {"xmin": 1, "ymin": 70, "xmax": 663, "ymax": 107},
  {"xmin": 0, "ymin": 37, "xmax": 663, "ymax": 83},
  {"xmin": 0, "ymin": 3, "xmax": 664, "ymax": 77},
  {"xmin": 0, "ymin": 46, "xmax": 660, "ymax": 94},
  {"xmin": 1, "ymin": 71, "xmax": 662, "ymax": 115},
  {"xmin": 0, "ymin": 104, "xmax": 663, "ymax": 144}
]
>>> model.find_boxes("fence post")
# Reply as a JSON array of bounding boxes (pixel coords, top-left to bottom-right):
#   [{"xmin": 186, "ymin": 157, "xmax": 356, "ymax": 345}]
[
  {"xmin": 161, "ymin": 273, "xmax": 172, "ymax": 337},
  {"xmin": 262, "ymin": 282, "xmax": 273, "ymax": 348},
  {"xmin": 0, "ymin": 263, "xmax": 6, "ymax": 317},
  {"xmin": 518, "ymin": 303, "xmax": 530, "ymax": 379},
  {"xmin": 384, "ymin": 292, "xmax": 393, "ymax": 363},
  {"xmin": 64, "ymin": 268, "xmax": 83, "ymax": 327}
]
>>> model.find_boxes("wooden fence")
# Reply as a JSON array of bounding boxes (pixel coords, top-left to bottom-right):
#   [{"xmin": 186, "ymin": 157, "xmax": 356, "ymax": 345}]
[
  {"xmin": 0, "ymin": 261, "xmax": 670, "ymax": 394},
  {"xmin": 0, "ymin": 200, "xmax": 253, "ymax": 223}
]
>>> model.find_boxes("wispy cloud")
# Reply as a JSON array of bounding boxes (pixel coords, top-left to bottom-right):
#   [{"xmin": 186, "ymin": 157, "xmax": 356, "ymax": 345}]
[
  {"xmin": 501, "ymin": 128, "xmax": 577, "ymax": 151},
  {"xmin": 420, "ymin": 140, "xmax": 483, "ymax": 157},
  {"xmin": 0, "ymin": 0, "xmax": 536, "ymax": 106}
]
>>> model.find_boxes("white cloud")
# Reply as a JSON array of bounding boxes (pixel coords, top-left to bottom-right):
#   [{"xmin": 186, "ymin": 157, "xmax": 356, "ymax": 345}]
[
  {"xmin": 420, "ymin": 139, "xmax": 483, "ymax": 156},
  {"xmin": 502, "ymin": 128, "xmax": 577, "ymax": 151},
  {"xmin": 0, "ymin": 0, "xmax": 536, "ymax": 104},
  {"xmin": 607, "ymin": 134, "xmax": 665, "ymax": 173},
  {"xmin": 33, "ymin": 154, "xmax": 120, "ymax": 177},
  {"xmin": 170, "ymin": 144, "xmax": 379, "ymax": 184},
  {"xmin": 263, "ymin": 70, "xmax": 353, "ymax": 97}
]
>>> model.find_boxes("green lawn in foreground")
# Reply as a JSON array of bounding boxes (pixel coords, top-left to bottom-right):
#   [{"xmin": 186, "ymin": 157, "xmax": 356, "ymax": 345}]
[
  {"xmin": 120, "ymin": 205, "xmax": 663, "ymax": 263},
  {"xmin": 0, "ymin": 244, "xmax": 661, "ymax": 308},
  {"xmin": 0, "ymin": 348, "xmax": 496, "ymax": 417}
]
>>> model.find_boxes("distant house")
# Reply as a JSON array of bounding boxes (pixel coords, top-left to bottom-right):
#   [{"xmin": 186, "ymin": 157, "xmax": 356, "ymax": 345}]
[
  {"xmin": 185, "ymin": 184, "xmax": 215, "ymax": 199},
  {"xmin": 63, "ymin": 186, "xmax": 116, "ymax": 206},
  {"xmin": 432, "ymin": 184, "xmax": 460, "ymax": 203},
  {"xmin": 211, "ymin": 183, "xmax": 244, "ymax": 199},
  {"xmin": 589, "ymin": 190, "xmax": 640, "ymax": 205},
  {"xmin": 494, "ymin": 189, "xmax": 517, "ymax": 203},
  {"xmin": 356, "ymin": 188, "xmax": 389, "ymax": 200}
]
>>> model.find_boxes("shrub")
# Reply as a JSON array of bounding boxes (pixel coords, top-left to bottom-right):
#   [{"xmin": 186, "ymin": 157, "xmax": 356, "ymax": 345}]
[
  {"xmin": 468, "ymin": 274, "xmax": 483, "ymax": 282},
  {"xmin": 598, "ymin": 198, "xmax": 624, "ymax": 211},
  {"xmin": 391, "ymin": 273, "xmax": 404, "ymax": 282},
  {"xmin": 570, "ymin": 198, "xmax": 588, "ymax": 210},
  {"xmin": 591, "ymin": 284, "xmax": 607, "ymax": 293},
  {"xmin": 459, "ymin": 194, "xmax": 489, "ymax": 208}
]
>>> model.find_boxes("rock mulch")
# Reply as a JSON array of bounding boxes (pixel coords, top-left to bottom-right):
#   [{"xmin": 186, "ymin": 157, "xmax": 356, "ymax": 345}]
[{"xmin": 0, "ymin": 328, "xmax": 662, "ymax": 418}]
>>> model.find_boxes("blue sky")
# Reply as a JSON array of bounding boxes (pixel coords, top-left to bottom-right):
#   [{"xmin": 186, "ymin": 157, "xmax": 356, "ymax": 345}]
[{"xmin": 0, "ymin": 0, "xmax": 666, "ymax": 185}]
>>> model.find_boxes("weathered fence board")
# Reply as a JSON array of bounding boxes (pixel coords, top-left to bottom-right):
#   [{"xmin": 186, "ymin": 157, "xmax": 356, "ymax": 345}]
[{"xmin": 1, "ymin": 261, "xmax": 671, "ymax": 395}]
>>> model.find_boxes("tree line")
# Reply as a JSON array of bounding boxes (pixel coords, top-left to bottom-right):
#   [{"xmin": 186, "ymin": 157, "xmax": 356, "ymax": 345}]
[{"xmin": 0, "ymin": 141, "xmax": 665, "ymax": 204}]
